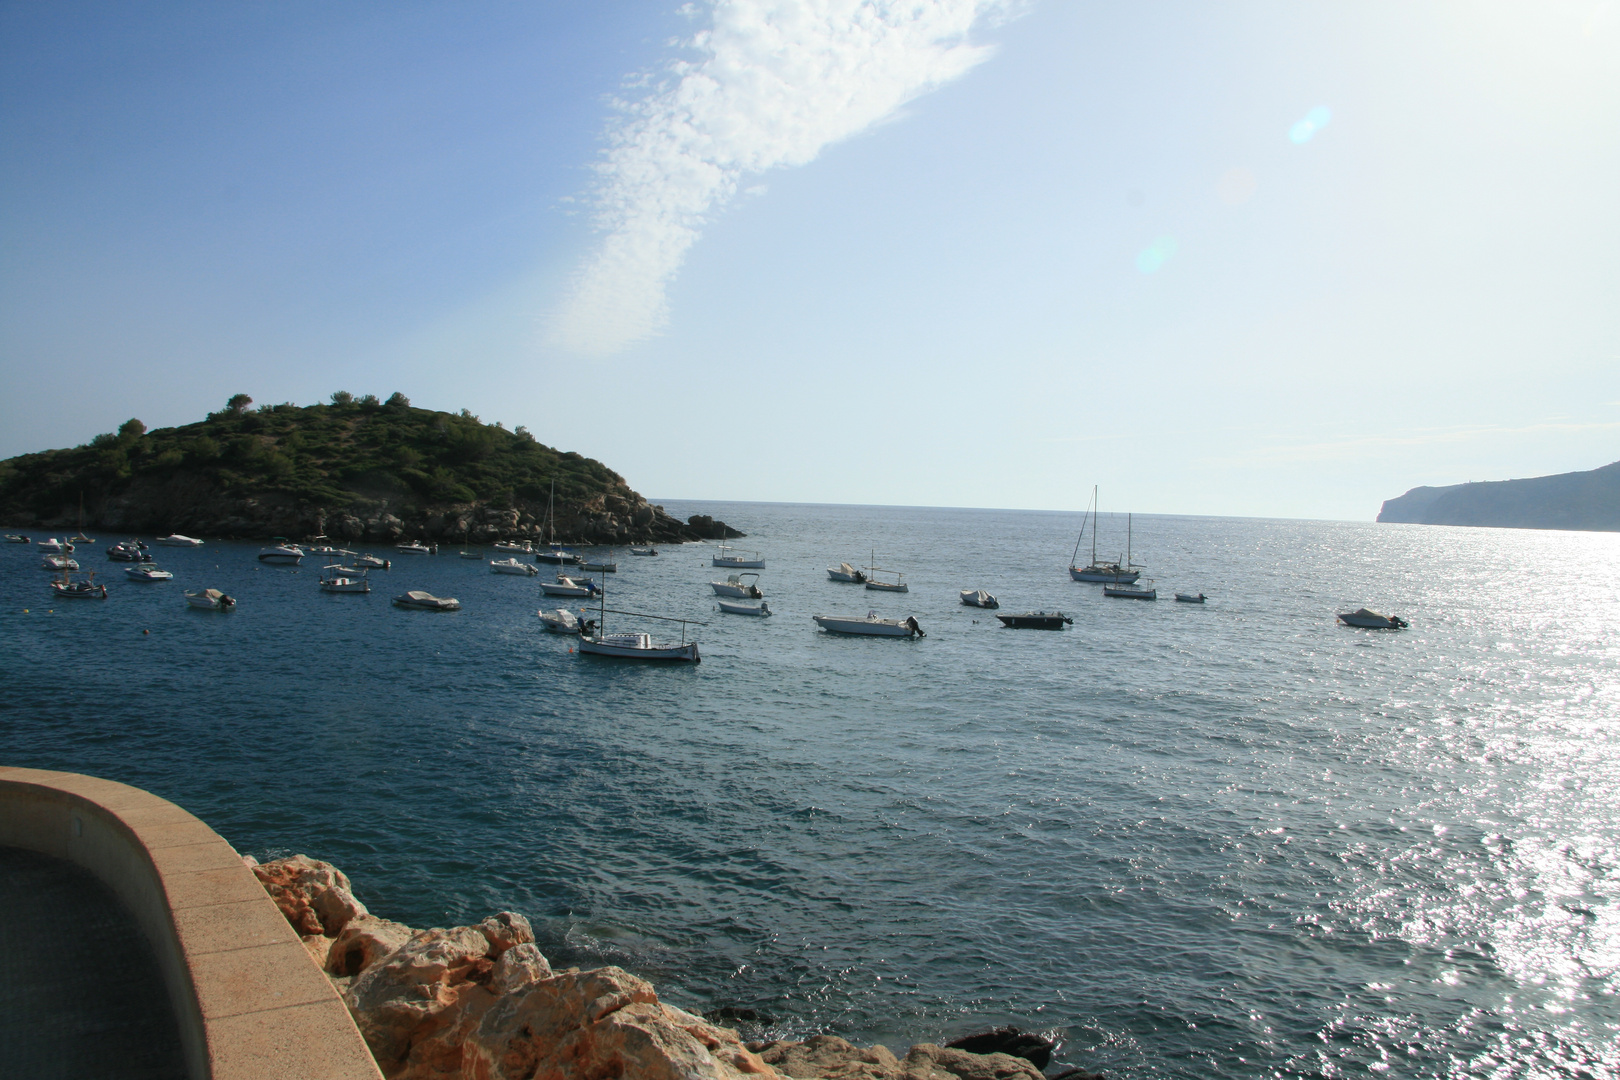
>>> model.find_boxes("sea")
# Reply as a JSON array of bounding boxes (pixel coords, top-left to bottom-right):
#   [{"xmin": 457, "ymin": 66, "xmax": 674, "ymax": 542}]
[{"xmin": 3, "ymin": 501, "xmax": 1618, "ymax": 1078}]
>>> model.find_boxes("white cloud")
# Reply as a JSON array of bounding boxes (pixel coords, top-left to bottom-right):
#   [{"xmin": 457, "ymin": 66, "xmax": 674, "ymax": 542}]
[{"xmin": 550, "ymin": 0, "xmax": 1013, "ymax": 355}]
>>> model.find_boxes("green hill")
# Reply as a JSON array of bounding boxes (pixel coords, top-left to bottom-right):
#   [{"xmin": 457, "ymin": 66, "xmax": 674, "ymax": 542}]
[{"xmin": 0, "ymin": 392, "xmax": 739, "ymax": 544}]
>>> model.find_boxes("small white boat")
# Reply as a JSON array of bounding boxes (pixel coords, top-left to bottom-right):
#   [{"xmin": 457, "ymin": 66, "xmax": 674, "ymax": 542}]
[
  {"xmin": 1338, "ymin": 608, "xmax": 1408, "ymax": 629},
  {"xmin": 826, "ymin": 562, "xmax": 867, "ymax": 583},
  {"xmin": 865, "ymin": 572, "xmax": 908, "ymax": 593},
  {"xmin": 41, "ymin": 555, "xmax": 80, "ymax": 571},
  {"xmin": 125, "ymin": 565, "xmax": 173, "ymax": 581},
  {"xmin": 50, "ymin": 569, "xmax": 106, "ymax": 599},
  {"xmin": 350, "ymin": 554, "xmax": 391, "ymax": 569},
  {"xmin": 578, "ymin": 558, "xmax": 618, "ymax": 573},
  {"xmin": 1175, "ymin": 593, "xmax": 1206, "ymax": 604},
  {"xmin": 396, "ymin": 541, "xmax": 434, "ymax": 555},
  {"xmin": 319, "ymin": 568, "xmax": 370, "ymax": 592},
  {"xmin": 1103, "ymin": 579, "xmax": 1156, "ymax": 600},
  {"xmin": 711, "ymin": 573, "xmax": 763, "ymax": 598},
  {"xmin": 578, "ymin": 631, "xmax": 700, "ymax": 662},
  {"xmin": 392, "ymin": 590, "xmax": 460, "ymax": 611},
  {"xmin": 538, "ymin": 608, "xmax": 595, "ymax": 634},
  {"xmin": 258, "ymin": 543, "xmax": 304, "ymax": 564},
  {"xmin": 185, "ymin": 588, "xmax": 235, "ymax": 610},
  {"xmin": 812, "ymin": 612, "xmax": 924, "ymax": 637},
  {"xmin": 539, "ymin": 575, "xmax": 598, "ymax": 597},
  {"xmin": 493, "ymin": 540, "xmax": 534, "ymax": 554},
  {"xmin": 306, "ymin": 545, "xmax": 351, "ymax": 556},
  {"xmin": 717, "ymin": 599, "xmax": 772, "ymax": 617},
  {"xmin": 959, "ymin": 589, "xmax": 998, "ymax": 608},
  {"xmin": 459, "ymin": 549, "xmax": 483, "ymax": 560},
  {"xmin": 5, "ymin": 534, "xmax": 31, "ymax": 543},
  {"xmin": 155, "ymin": 534, "xmax": 204, "ymax": 547},
  {"xmin": 37, "ymin": 538, "xmax": 72, "ymax": 554},
  {"xmin": 712, "ymin": 542, "xmax": 765, "ymax": 569},
  {"xmin": 629, "ymin": 547, "xmax": 659, "ymax": 556},
  {"xmin": 491, "ymin": 558, "xmax": 539, "ymax": 576},
  {"xmin": 535, "ymin": 546, "xmax": 580, "ymax": 564}
]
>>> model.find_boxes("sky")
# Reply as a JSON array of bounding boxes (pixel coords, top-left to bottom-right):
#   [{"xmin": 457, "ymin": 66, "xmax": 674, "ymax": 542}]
[{"xmin": 2, "ymin": 0, "xmax": 1616, "ymax": 520}]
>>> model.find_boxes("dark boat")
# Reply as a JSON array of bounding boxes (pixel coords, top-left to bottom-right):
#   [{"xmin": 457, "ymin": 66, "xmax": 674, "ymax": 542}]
[{"xmin": 995, "ymin": 611, "xmax": 1073, "ymax": 630}]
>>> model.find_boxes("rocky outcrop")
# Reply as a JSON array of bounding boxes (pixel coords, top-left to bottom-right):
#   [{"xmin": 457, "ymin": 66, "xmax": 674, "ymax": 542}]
[
  {"xmin": 1377, "ymin": 460, "xmax": 1620, "ymax": 531},
  {"xmin": 248, "ymin": 856, "xmax": 1095, "ymax": 1080},
  {"xmin": 944, "ymin": 1028, "xmax": 1055, "ymax": 1070}
]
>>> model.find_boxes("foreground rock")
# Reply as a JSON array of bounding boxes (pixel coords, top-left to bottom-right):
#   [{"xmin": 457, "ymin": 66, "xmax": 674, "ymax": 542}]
[{"xmin": 250, "ymin": 855, "xmax": 1096, "ymax": 1080}]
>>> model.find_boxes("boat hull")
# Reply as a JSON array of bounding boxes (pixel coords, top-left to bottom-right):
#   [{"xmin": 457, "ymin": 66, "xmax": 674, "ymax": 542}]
[
  {"xmin": 1338, "ymin": 612, "xmax": 1406, "ymax": 629},
  {"xmin": 539, "ymin": 583, "xmax": 594, "ymax": 597},
  {"xmin": 813, "ymin": 615, "xmax": 922, "ymax": 637},
  {"xmin": 996, "ymin": 612, "xmax": 1072, "ymax": 629},
  {"xmin": 865, "ymin": 581, "xmax": 908, "ymax": 593},
  {"xmin": 578, "ymin": 635, "xmax": 699, "ymax": 662},
  {"xmin": 1069, "ymin": 566, "xmax": 1140, "ymax": 583},
  {"xmin": 1103, "ymin": 586, "xmax": 1156, "ymax": 600},
  {"xmin": 717, "ymin": 599, "xmax": 771, "ymax": 616}
]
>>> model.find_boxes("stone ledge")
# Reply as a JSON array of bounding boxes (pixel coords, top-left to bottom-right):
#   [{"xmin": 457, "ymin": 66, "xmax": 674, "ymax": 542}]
[{"xmin": 0, "ymin": 766, "xmax": 382, "ymax": 1080}]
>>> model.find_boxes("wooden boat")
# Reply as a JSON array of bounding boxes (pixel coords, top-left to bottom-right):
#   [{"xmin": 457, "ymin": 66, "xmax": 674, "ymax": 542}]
[
  {"xmin": 712, "ymin": 542, "xmax": 765, "ymax": 569},
  {"xmin": 996, "ymin": 611, "xmax": 1072, "ymax": 629},
  {"xmin": 578, "ymin": 557, "xmax": 618, "ymax": 573},
  {"xmin": 959, "ymin": 589, "xmax": 998, "ymax": 608},
  {"xmin": 1174, "ymin": 593, "xmax": 1206, "ymax": 604},
  {"xmin": 578, "ymin": 631, "xmax": 700, "ymax": 662},
  {"xmin": 1338, "ymin": 608, "xmax": 1407, "ymax": 629},
  {"xmin": 350, "ymin": 553, "xmax": 391, "ymax": 569},
  {"xmin": 185, "ymin": 588, "xmax": 234, "ymax": 610},
  {"xmin": 50, "ymin": 568, "xmax": 107, "ymax": 598},
  {"xmin": 1103, "ymin": 579, "xmax": 1156, "ymax": 600},
  {"xmin": 392, "ymin": 591, "xmax": 460, "ymax": 611},
  {"xmin": 812, "ymin": 613, "xmax": 924, "ymax": 637},
  {"xmin": 490, "ymin": 558, "xmax": 539, "ymax": 576},
  {"xmin": 717, "ymin": 599, "xmax": 772, "ymax": 616},
  {"xmin": 1068, "ymin": 487, "xmax": 1141, "ymax": 583},
  {"xmin": 124, "ymin": 565, "xmax": 173, "ymax": 581},
  {"xmin": 629, "ymin": 547, "xmax": 658, "ymax": 556},
  {"xmin": 826, "ymin": 562, "xmax": 867, "ymax": 583},
  {"xmin": 711, "ymin": 573, "xmax": 763, "ymax": 598},
  {"xmin": 319, "ymin": 569, "xmax": 370, "ymax": 593}
]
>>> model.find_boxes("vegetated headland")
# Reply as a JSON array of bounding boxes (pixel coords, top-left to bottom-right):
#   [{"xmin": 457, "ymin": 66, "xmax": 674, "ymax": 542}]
[
  {"xmin": 1378, "ymin": 459, "xmax": 1620, "ymax": 532},
  {"xmin": 0, "ymin": 392, "xmax": 741, "ymax": 544}
]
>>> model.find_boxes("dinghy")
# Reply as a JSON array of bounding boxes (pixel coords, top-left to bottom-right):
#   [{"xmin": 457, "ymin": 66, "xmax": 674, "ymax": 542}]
[
  {"xmin": 711, "ymin": 573, "xmax": 763, "ymax": 598},
  {"xmin": 959, "ymin": 589, "xmax": 998, "ymax": 608},
  {"xmin": 717, "ymin": 599, "xmax": 772, "ymax": 616},
  {"xmin": 812, "ymin": 612, "xmax": 924, "ymax": 637}
]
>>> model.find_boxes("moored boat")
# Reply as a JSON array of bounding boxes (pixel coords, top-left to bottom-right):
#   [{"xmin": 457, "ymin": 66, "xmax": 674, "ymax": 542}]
[
  {"xmin": 107, "ymin": 540, "xmax": 149, "ymax": 562},
  {"xmin": 826, "ymin": 562, "xmax": 867, "ymax": 583},
  {"xmin": 258, "ymin": 542, "xmax": 304, "ymax": 564},
  {"xmin": 350, "ymin": 554, "xmax": 391, "ymax": 569},
  {"xmin": 539, "ymin": 575, "xmax": 599, "ymax": 597},
  {"xmin": 4, "ymin": 534, "xmax": 30, "ymax": 544},
  {"xmin": 995, "ymin": 611, "xmax": 1073, "ymax": 629},
  {"xmin": 154, "ymin": 534, "xmax": 204, "ymax": 547},
  {"xmin": 812, "ymin": 612, "xmax": 924, "ymax": 637},
  {"xmin": 319, "ymin": 567, "xmax": 370, "ymax": 592},
  {"xmin": 125, "ymin": 564, "xmax": 174, "ymax": 581},
  {"xmin": 1337, "ymin": 608, "xmax": 1407, "ymax": 629},
  {"xmin": 392, "ymin": 590, "xmax": 460, "ymax": 611},
  {"xmin": 41, "ymin": 555, "xmax": 80, "ymax": 571},
  {"xmin": 538, "ymin": 608, "xmax": 595, "ymax": 634},
  {"xmin": 578, "ymin": 631, "xmax": 700, "ymax": 662},
  {"xmin": 713, "ymin": 542, "xmax": 765, "ymax": 569},
  {"xmin": 396, "ymin": 541, "xmax": 434, "ymax": 555},
  {"xmin": 50, "ymin": 569, "xmax": 107, "ymax": 598},
  {"xmin": 717, "ymin": 599, "xmax": 772, "ymax": 616},
  {"xmin": 1103, "ymin": 579, "xmax": 1156, "ymax": 600},
  {"xmin": 711, "ymin": 573, "xmax": 763, "ymax": 598},
  {"xmin": 490, "ymin": 558, "xmax": 539, "ymax": 576},
  {"xmin": 1067, "ymin": 487, "xmax": 1141, "ymax": 583},
  {"xmin": 629, "ymin": 547, "xmax": 658, "ymax": 556},
  {"xmin": 493, "ymin": 540, "xmax": 534, "ymax": 554},
  {"xmin": 1175, "ymin": 592, "xmax": 1206, "ymax": 604},
  {"xmin": 185, "ymin": 588, "xmax": 234, "ymax": 610},
  {"xmin": 959, "ymin": 589, "xmax": 998, "ymax": 608},
  {"xmin": 37, "ymin": 537, "xmax": 72, "ymax": 554},
  {"xmin": 578, "ymin": 557, "xmax": 618, "ymax": 573}
]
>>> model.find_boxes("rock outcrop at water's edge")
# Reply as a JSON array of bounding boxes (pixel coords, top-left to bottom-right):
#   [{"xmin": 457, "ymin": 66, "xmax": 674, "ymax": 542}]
[{"xmin": 246, "ymin": 855, "xmax": 1095, "ymax": 1080}]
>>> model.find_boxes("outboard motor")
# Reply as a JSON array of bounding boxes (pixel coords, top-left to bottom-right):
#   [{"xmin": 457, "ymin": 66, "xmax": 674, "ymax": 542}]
[{"xmin": 905, "ymin": 616, "xmax": 924, "ymax": 638}]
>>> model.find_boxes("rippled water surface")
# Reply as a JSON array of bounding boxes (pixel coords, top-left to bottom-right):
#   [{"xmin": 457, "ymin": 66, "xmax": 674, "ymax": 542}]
[{"xmin": 4, "ymin": 503, "xmax": 1619, "ymax": 1077}]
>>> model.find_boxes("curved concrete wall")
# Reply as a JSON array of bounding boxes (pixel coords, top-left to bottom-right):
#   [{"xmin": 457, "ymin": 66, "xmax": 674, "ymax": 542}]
[{"xmin": 0, "ymin": 766, "xmax": 382, "ymax": 1080}]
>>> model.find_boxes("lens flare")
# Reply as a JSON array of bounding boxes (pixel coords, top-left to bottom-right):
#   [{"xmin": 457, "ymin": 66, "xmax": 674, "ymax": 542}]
[
  {"xmin": 1136, "ymin": 237, "xmax": 1178, "ymax": 274},
  {"xmin": 1289, "ymin": 105, "xmax": 1333, "ymax": 144}
]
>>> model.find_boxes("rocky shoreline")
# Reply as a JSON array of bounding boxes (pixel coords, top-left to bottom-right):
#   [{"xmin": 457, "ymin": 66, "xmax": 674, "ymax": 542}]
[{"xmin": 250, "ymin": 855, "xmax": 1101, "ymax": 1080}]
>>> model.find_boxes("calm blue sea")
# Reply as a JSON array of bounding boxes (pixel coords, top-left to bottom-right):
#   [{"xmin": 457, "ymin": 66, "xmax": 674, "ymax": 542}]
[{"xmin": 4, "ymin": 502, "xmax": 1619, "ymax": 1078}]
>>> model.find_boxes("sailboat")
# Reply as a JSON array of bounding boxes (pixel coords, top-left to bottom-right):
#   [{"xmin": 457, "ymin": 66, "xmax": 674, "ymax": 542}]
[
  {"xmin": 1068, "ymin": 486, "xmax": 1141, "ymax": 584},
  {"xmin": 577, "ymin": 573, "xmax": 700, "ymax": 662},
  {"xmin": 70, "ymin": 493, "xmax": 95, "ymax": 544},
  {"xmin": 536, "ymin": 480, "xmax": 580, "ymax": 564},
  {"xmin": 1102, "ymin": 515, "xmax": 1155, "ymax": 599}
]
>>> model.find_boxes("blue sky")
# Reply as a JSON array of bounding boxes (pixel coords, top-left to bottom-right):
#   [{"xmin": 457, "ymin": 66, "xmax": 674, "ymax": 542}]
[{"xmin": 3, "ymin": 1, "xmax": 1616, "ymax": 519}]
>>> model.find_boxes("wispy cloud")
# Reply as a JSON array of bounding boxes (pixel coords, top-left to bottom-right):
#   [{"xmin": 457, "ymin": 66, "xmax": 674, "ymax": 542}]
[{"xmin": 550, "ymin": 0, "xmax": 1014, "ymax": 355}]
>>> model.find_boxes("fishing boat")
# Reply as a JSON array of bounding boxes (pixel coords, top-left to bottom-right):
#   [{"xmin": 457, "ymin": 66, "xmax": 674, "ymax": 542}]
[
  {"xmin": 328, "ymin": 564, "xmax": 372, "ymax": 577},
  {"xmin": 864, "ymin": 571, "xmax": 907, "ymax": 593},
  {"xmin": 107, "ymin": 540, "xmax": 149, "ymax": 562},
  {"xmin": 1337, "ymin": 608, "xmax": 1408, "ymax": 629},
  {"xmin": 396, "ymin": 541, "xmax": 434, "ymax": 555},
  {"xmin": 1068, "ymin": 487, "xmax": 1141, "ymax": 584},
  {"xmin": 493, "ymin": 540, "xmax": 534, "ymax": 554},
  {"xmin": 306, "ymin": 544, "xmax": 351, "ymax": 557},
  {"xmin": 155, "ymin": 534, "xmax": 204, "ymax": 547},
  {"xmin": 539, "ymin": 575, "xmax": 598, "ymax": 597},
  {"xmin": 629, "ymin": 547, "xmax": 658, "ymax": 556},
  {"xmin": 827, "ymin": 562, "xmax": 867, "ymax": 583},
  {"xmin": 491, "ymin": 557, "xmax": 539, "ymax": 576},
  {"xmin": 995, "ymin": 611, "xmax": 1073, "ymax": 629},
  {"xmin": 185, "ymin": 588, "xmax": 234, "ymax": 610},
  {"xmin": 577, "ymin": 576, "xmax": 701, "ymax": 662},
  {"xmin": 50, "ymin": 568, "xmax": 107, "ymax": 598},
  {"xmin": 41, "ymin": 555, "xmax": 80, "ymax": 571},
  {"xmin": 712, "ymin": 542, "xmax": 765, "ymax": 569},
  {"xmin": 959, "ymin": 589, "xmax": 998, "ymax": 608},
  {"xmin": 711, "ymin": 573, "xmax": 763, "ymax": 599},
  {"xmin": 538, "ymin": 608, "xmax": 594, "ymax": 634},
  {"xmin": 319, "ymin": 574, "xmax": 370, "ymax": 593},
  {"xmin": 392, "ymin": 590, "xmax": 460, "ymax": 611},
  {"xmin": 1103, "ymin": 578, "xmax": 1156, "ymax": 600},
  {"xmin": 124, "ymin": 564, "xmax": 173, "ymax": 581},
  {"xmin": 717, "ymin": 599, "xmax": 772, "ymax": 616},
  {"xmin": 258, "ymin": 541, "xmax": 304, "ymax": 564},
  {"xmin": 1175, "ymin": 592, "xmax": 1207, "ymax": 604},
  {"xmin": 812, "ymin": 612, "xmax": 925, "ymax": 637},
  {"xmin": 350, "ymin": 554, "xmax": 391, "ymax": 570},
  {"xmin": 535, "ymin": 480, "xmax": 580, "ymax": 564},
  {"xmin": 578, "ymin": 556, "xmax": 618, "ymax": 573}
]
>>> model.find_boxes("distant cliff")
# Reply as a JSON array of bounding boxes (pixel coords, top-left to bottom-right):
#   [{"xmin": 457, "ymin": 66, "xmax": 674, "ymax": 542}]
[
  {"xmin": 0, "ymin": 393, "xmax": 742, "ymax": 544},
  {"xmin": 1377, "ymin": 461, "xmax": 1620, "ymax": 532}
]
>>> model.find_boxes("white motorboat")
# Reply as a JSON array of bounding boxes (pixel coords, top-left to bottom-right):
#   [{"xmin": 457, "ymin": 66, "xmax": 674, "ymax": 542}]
[
  {"xmin": 5, "ymin": 534, "xmax": 31, "ymax": 543},
  {"xmin": 125, "ymin": 565, "xmax": 173, "ymax": 581},
  {"xmin": 959, "ymin": 589, "xmax": 999, "ymax": 608},
  {"xmin": 711, "ymin": 573, "xmax": 763, "ymax": 598},
  {"xmin": 50, "ymin": 569, "xmax": 107, "ymax": 599},
  {"xmin": 539, "ymin": 575, "xmax": 598, "ymax": 597},
  {"xmin": 41, "ymin": 555, "xmax": 80, "ymax": 571},
  {"xmin": 538, "ymin": 608, "xmax": 595, "ymax": 634},
  {"xmin": 578, "ymin": 632, "xmax": 700, "ymax": 662},
  {"xmin": 827, "ymin": 562, "xmax": 867, "ymax": 583},
  {"xmin": 629, "ymin": 547, "xmax": 658, "ymax": 556},
  {"xmin": 1104, "ymin": 579, "xmax": 1156, "ymax": 600},
  {"xmin": 812, "ymin": 612, "xmax": 924, "ymax": 638},
  {"xmin": 185, "ymin": 588, "xmax": 234, "ymax": 610},
  {"xmin": 351, "ymin": 553, "xmax": 391, "ymax": 569},
  {"xmin": 258, "ymin": 542, "xmax": 304, "ymax": 564},
  {"xmin": 307, "ymin": 544, "xmax": 351, "ymax": 556},
  {"xmin": 319, "ymin": 567, "xmax": 370, "ymax": 592},
  {"xmin": 864, "ymin": 569, "xmax": 907, "ymax": 593},
  {"xmin": 492, "ymin": 540, "xmax": 533, "ymax": 554},
  {"xmin": 491, "ymin": 558, "xmax": 539, "ymax": 576},
  {"xmin": 37, "ymin": 537, "xmax": 72, "ymax": 554},
  {"xmin": 459, "ymin": 549, "xmax": 483, "ymax": 560},
  {"xmin": 1175, "ymin": 592, "xmax": 1206, "ymax": 604},
  {"xmin": 396, "ymin": 541, "xmax": 434, "ymax": 554},
  {"xmin": 107, "ymin": 540, "xmax": 149, "ymax": 562},
  {"xmin": 1338, "ymin": 608, "xmax": 1408, "ymax": 629},
  {"xmin": 578, "ymin": 557, "xmax": 618, "ymax": 573},
  {"xmin": 328, "ymin": 564, "xmax": 371, "ymax": 577},
  {"xmin": 717, "ymin": 599, "xmax": 772, "ymax": 616},
  {"xmin": 1068, "ymin": 487, "xmax": 1142, "ymax": 584},
  {"xmin": 712, "ymin": 542, "xmax": 765, "ymax": 569},
  {"xmin": 392, "ymin": 590, "xmax": 460, "ymax": 611},
  {"xmin": 536, "ymin": 547, "xmax": 581, "ymax": 564},
  {"xmin": 155, "ymin": 534, "xmax": 204, "ymax": 547}
]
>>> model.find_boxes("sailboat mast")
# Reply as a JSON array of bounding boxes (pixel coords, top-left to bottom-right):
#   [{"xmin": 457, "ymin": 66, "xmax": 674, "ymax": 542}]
[
  {"xmin": 1092, "ymin": 485, "xmax": 1099, "ymax": 565},
  {"xmin": 1070, "ymin": 486, "xmax": 1094, "ymax": 567}
]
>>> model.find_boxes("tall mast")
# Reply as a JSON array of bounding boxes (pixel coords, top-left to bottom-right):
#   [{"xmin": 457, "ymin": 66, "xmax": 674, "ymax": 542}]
[{"xmin": 1092, "ymin": 485, "xmax": 1099, "ymax": 565}]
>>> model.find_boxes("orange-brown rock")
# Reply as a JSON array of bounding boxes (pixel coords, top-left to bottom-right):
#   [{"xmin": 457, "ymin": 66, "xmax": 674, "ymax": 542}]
[
  {"xmin": 754, "ymin": 1037, "xmax": 1045, "ymax": 1080},
  {"xmin": 329, "ymin": 914, "xmax": 417, "ymax": 977},
  {"xmin": 253, "ymin": 854, "xmax": 366, "ymax": 936},
  {"xmin": 463, "ymin": 965, "xmax": 779, "ymax": 1080}
]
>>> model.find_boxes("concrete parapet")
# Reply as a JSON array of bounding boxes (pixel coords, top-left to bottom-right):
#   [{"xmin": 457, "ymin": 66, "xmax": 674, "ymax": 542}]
[{"xmin": 0, "ymin": 766, "xmax": 382, "ymax": 1080}]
